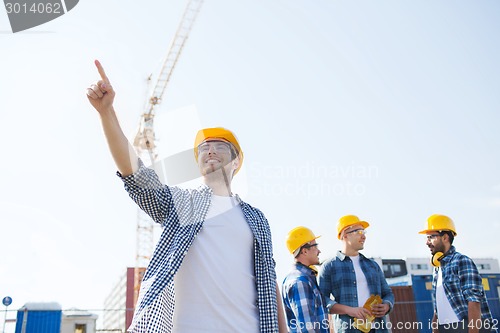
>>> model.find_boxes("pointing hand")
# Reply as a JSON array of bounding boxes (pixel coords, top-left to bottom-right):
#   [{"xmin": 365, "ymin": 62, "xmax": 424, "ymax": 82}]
[{"xmin": 86, "ymin": 60, "xmax": 116, "ymax": 114}]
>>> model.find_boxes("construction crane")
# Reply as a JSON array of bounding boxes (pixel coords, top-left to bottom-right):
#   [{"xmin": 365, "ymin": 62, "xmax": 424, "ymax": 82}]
[{"xmin": 131, "ymin": 0, "xmax": 204, "ymax": 304}]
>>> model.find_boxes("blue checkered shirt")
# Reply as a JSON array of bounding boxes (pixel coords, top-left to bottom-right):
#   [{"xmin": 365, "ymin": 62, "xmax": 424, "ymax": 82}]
[
  {"xmin": 431, "ymin": 246, "xmax": 493, "ymax": 322},
  {"xmin": 119, "ymin": 161, "xmax": 279, "ymax": 333},
  {"xmin": 282, "ymin": 263, "xmax": 329, "ymax": 333},
  {"xmin": 318, "ymin": 251, "xmax": 394, "ymax": 333}
]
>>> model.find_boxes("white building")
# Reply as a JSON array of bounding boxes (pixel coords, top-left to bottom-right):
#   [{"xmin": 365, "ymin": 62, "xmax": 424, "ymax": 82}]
[{"xmin": 61, "ymin": 309, "xmax": 98, "ymax": 333}]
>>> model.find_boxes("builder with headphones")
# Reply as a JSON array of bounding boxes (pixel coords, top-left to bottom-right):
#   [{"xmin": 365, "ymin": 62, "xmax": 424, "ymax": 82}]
[
  {"xmin": 419, "ymin": 214, "xmax": 497, "ymax": 333},
  {"xmin": 318, "ymin": 215, "xmax": 394, "ymax": 333},
  {"xmin": 282, "ymin": 227, "xmax": 329, "ymax": 333}
]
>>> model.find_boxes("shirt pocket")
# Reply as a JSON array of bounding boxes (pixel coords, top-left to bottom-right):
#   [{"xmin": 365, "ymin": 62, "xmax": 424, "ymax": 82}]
[{"xmin": 443, "ymin": 272, "xmax": 460, "ymax": 288}]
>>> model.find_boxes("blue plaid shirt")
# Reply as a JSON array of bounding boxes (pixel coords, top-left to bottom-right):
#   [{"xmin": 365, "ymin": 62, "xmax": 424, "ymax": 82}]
[
  {"xmin": 119, "ymin": 161, "xmax": 279, "ymax": 333},
  {"xmin": 318, "ymin": 251, "xmax": 394, "ymax": 333},
  {"xmin": 432, "ymin": 246, "xmax": 493, "ymax": 322},
  {"xmin": 282, "ymin": 263, "xmax": 329, "ymax": 333}
]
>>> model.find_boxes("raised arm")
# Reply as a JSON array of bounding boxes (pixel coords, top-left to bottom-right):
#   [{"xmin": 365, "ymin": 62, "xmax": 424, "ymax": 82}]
[{"xmin": 86, "ymin": 60, "xmax": 138, "ymax": 176}]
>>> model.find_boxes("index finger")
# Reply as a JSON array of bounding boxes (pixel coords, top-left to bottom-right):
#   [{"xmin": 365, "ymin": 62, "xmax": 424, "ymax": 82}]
[{"xmin": 94, "ymin": 59, "xmax": 110, "ymax": 84}]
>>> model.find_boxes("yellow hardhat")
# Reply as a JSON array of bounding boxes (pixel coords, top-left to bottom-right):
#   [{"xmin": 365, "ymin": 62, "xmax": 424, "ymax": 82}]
[
  {"xmin": 337, "ymin": 215, "xmax": 370, "ymax": 239},
  {"xmin": 286, "ymin": 226, "xmax": 320, "ymax": 255},
  {"xmin": 418, "ymin": 214, "xmax": 457, "ymax": 236},
  {"xmin": 194, "ymin": 127, "xmax": 244, "ymax": 174}
]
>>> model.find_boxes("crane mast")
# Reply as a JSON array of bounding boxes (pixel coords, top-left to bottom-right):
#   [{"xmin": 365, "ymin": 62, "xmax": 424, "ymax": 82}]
[{"xmin": 131, "ymin": 0, "xmax": 203, "ymax": 305}]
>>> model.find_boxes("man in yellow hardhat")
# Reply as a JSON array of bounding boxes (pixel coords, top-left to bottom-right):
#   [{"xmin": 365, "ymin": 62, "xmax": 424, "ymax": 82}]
[
  {"xmin": 282, "ymin": 226, "xmax": 329, "ymax": 333},
  {"xmin": 318, "ymin": 215, "xmax": 394, "ymax": 333},
  {"xmin": 86, "ymin": 61, "xmax": 287, "ymax": 333},
  {"xmin": 419, "ymin": 214, "xmax": 496, "ymax": 333}
]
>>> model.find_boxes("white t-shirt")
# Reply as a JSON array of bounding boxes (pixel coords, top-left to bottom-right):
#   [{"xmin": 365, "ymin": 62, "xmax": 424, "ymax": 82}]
[
  {"xmin": 436, "ymin": 268, "xmax": 460, "ymax": 324},
  {"xmin": 350, "ymin": 255, "xmax": 371, "ymax": 307},
  {"xmin": 172, "ymin": 195, "xmax": 260, "ymax": 333}
]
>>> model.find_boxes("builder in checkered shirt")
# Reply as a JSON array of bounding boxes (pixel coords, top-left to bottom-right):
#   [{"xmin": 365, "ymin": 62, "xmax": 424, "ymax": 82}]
[
  {"xmin": 318, "ymin": 215, "xmax": 394, "ymax": 333},
  {"xmin": 282, "ymin": 226, "xmax": 329, "ymax": 333},
  {"xmin": 86, "ymin": 60, "xmax": 287, "ymax": 333},
  {"xmin": 419, "ymin": 214, "xmax": 497, "ymax": 333}
]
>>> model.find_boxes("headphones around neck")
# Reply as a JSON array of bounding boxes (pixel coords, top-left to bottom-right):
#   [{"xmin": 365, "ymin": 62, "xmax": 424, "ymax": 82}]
[{"xmin": 431, "ymin": 251, "xmax": 445, "ymax": 267}]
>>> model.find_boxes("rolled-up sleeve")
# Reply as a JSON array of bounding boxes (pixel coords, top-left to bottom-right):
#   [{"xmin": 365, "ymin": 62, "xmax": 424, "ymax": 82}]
[
  {"xmin": 117, "ymin": 159, "xmax": 173, "ymax": 224},
  {"xmin": 459, "ymin": 257, "xmax": 484, "ymax": 303}
]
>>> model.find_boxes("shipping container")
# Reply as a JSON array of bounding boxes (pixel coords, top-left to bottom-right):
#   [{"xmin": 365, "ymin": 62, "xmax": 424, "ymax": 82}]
[
  {"xmin": 482, "ymin": 274, "xmax": 500, "ymax": 324},
  {"xmin": 410, "ymin": 275, "xmax": 434, "ymax": 333},
  {"xmin": 390, "ymin": 274, "xmax": 500, "ymax": 333},
  {"xmin": 411, "ymin": 274, "xmax": 500, "ymax": 327},
  {"xmin": 389, "ymin": 286, "xmax": 419, "ymax": 333},
  {"xmin": 15, "ymin": 302, "xmax": 62, "ymax": 333}
]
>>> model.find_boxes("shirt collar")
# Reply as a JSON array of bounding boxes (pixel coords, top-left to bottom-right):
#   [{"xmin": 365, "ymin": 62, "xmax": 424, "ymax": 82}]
[
  {"xmin": 295, "ymin": 262, "xmax": 318, "ymax": 276},
  {"xmin": 197, "ymin": 183, "xmax": 212, "ymax": 194},
  {"xmin": 336, "ymin": 250, "xmax": 366, "ymax": 261},
  {"xmin": 336, "ymin": 251, "xmax": 347, "ymax": 261},
  {"xmin": 440, "ymin": 246, "xmax": 456, "ymax": 263}
]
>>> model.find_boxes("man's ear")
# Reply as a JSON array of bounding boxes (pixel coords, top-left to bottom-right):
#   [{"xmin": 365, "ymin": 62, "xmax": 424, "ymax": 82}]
[
  {"xmin": 442, "ymin": 233, "xmax": 450, "ymax": 243},
  {"xmin": 232, "ymin": 157, "xmax": 240, "ymax": 171}
]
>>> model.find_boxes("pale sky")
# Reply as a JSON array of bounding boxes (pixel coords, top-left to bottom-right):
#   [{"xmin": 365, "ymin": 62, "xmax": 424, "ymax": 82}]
[{"xmin": 1, "ymin": 0, "xmax": 500, "ymax": 331}]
